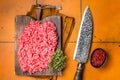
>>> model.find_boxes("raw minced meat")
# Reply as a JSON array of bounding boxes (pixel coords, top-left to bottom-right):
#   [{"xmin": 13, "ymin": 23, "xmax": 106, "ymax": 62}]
[{"xmin": 17, "ymin": 21, "xmax": 58, "ymax": 74}]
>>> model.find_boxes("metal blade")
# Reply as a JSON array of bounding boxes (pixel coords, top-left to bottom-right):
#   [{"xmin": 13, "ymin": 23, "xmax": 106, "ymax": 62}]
[{"xmin": 73, "ymin": 6, "xmax": 93, "ymax": 63}]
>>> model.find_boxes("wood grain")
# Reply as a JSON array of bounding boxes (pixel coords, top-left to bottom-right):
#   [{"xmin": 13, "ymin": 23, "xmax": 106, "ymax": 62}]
[{"xmin": 15, "ymin": 15, "xmax": 61, "ymax": 76}]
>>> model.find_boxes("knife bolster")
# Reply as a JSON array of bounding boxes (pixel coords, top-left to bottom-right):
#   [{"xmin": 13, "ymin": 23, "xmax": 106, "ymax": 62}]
[{"xmin": 74, "ymin": 63, "xmax": 85, "ymax": 80}]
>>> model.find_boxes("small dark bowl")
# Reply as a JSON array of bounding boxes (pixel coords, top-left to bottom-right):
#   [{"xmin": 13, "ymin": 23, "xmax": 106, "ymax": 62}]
[{"xmin": 90, "ymin": 48, "xmax": 107, "ymax": 68}]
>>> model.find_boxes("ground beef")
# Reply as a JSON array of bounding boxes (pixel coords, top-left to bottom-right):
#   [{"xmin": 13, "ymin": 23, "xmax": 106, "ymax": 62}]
[{"xmin": 17, "ymin": 21, "xmax": 58, "ymax": 74}]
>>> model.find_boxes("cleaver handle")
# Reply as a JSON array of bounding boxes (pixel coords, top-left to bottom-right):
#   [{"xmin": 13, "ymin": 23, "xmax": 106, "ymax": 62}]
[{"xmin": 74, "ymin": 63, "xmax": 85, "ymax": 80}]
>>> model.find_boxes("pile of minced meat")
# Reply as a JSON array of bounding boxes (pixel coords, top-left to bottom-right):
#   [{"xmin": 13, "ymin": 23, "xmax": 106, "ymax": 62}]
[{"xmin": 17, "ymin": 21, "xmax": 58, "ymax": 74}]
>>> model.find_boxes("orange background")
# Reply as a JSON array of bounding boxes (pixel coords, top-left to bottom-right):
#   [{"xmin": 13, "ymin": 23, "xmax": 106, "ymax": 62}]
[{"xmin": 1, "ymin": 0, "xmax": 120, "ymax": 80}]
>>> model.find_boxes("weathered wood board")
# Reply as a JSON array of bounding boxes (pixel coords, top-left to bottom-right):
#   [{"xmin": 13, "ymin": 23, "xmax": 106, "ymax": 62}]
[{"xmin": 15, "ymin": 15, "xmax": 61, "ymax": 76}]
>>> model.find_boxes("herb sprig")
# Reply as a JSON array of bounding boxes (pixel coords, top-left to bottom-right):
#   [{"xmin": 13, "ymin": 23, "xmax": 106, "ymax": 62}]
[{"xmin": 49, "ymin": 48, "xmax": 66, "ymax": 71}]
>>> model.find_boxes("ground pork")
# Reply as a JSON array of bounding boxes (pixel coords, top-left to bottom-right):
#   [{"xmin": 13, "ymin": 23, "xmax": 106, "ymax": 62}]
[{"xmin": 17, "ymin": 21, "xmax": 58, "ymax": 74}]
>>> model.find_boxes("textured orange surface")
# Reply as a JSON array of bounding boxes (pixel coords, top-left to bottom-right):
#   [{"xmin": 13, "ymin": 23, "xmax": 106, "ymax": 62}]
[{"xmin": 1, "ymin": 0, "xmax": 120, "ymax": 80}]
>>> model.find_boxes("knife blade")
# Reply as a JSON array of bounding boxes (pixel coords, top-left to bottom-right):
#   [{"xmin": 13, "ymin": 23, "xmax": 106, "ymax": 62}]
[{"xmin": 73, "ymin": 6, "xmax": 93, "ymax": 80}]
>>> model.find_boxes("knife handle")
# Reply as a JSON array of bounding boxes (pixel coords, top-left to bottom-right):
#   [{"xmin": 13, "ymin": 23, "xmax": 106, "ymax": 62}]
[{"xmin": 74, "ymin": 63, "xmax": 85, "ymax": 80}]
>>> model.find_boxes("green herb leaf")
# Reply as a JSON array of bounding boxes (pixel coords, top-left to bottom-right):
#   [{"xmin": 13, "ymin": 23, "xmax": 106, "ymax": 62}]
[{"xmin": 49, "ymin": 48, "xmax": 66, "ymax": 71}]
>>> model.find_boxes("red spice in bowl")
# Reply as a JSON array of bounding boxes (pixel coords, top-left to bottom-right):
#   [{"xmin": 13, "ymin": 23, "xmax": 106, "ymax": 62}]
[{"xmin": 90, "ymin": 48, "xmax": 107, "ymax": 68}]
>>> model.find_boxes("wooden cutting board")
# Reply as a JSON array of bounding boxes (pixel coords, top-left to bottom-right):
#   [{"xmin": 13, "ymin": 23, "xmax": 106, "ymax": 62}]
[{"xmin": 15, "ymin": 15, "xmax": 61, "ymax": 76}]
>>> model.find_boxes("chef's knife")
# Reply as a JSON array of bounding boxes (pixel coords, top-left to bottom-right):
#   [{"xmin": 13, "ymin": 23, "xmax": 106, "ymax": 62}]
[{"xmin": 73, "ymin": 6, "xmax": 93, "ymax": 80}]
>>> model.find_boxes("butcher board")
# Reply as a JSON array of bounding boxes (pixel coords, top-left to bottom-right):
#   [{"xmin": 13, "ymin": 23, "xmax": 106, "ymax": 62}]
[{"xmin": 15, "ymin": 15, "xmax": 61, "ymax": 76}]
